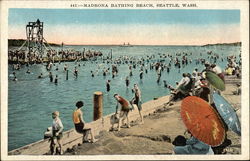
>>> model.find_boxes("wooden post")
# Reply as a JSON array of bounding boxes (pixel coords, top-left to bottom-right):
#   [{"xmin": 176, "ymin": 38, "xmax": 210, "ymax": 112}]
[
  {"xmin": 110, "ymin": 49, "xmax": 112, "ymax": 60},
  {"xmin": 61, "ymin": 42, "xmax": 64, "ymax": 51},
  {"xmin": 66, "ymin": 70, "xmax": 68, "ymax": 80},
  {"xmin": 83, "ymin": 48, "xmax": 85, "ymax": 56},
  {"xmin": 93, "ymin": 91, "xmax": 103, "ymax": 121}
]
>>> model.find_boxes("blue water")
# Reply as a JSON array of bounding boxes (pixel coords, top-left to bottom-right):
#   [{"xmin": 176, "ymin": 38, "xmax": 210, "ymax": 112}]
[{"xmin": 8, "ymin": 45, "xmax": 241, "ymax": 151}]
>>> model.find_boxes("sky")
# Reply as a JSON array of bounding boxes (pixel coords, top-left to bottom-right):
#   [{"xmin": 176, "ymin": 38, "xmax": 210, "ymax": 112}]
[{"xmin": 8, "ymin": 9, "xmax": 240, "ymax": 45}]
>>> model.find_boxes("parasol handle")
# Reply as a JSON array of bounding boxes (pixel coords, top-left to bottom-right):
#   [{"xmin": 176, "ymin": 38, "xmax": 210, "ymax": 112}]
[
  {"xmin": 205, "ymin": 114, "xmax": 214, "ymax": 118},
  {"xmin": 184, "ymin": 130, "xmax": 188, "ymax": 135},
  {"xmin": 234, "ymin": 108, "xmax": 240, "ymax": 112}
]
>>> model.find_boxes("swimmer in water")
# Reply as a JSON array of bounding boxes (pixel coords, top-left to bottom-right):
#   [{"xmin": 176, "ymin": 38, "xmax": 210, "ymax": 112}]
[
  {"xmin": 139, "ymin": 70, "xmax": 143, "ymax": 79},
  {"xmin": 103, "ymin": 70, "xmax": 106, "ymax": 76},
  {"xmin": 106, "ymin": 80, "xmax": 111, "ymax": 92},
  {"xmin": 26, "ymin": 69, "xmax": 31, "ymax": 74},
  {"xmin": 157, "ymin": 73, "xmax": 161, "ymax": 83},
  {"xmin": 163, "ymin": 80, "xmax": 168, "ymax": 88},
  {"xmin": 49, "ymin": 72, "xmax": 53, "ymax": 82},
  {"xmin": 74, "ymin": 67, "xmax": 78, "ymax": 77},
  {"xmin": 13, "ymin": 76, "xmax": 18, "ymax": 81},
  {"xmin": 63, "ymin": 64, "xmax": 68, "ymax": 72},
  {"xmin": 10, "ymin": 72, "xmax": 16, "ymax": 78},
  {"xmin": 54, "ymin": 75, "xmax": 58, "ymax": 85},
  {"xmin": 38, "ymin": 73, "xmax": 43, "ymax": 79},
  {"xmin": 91, "ymin": 71, "xmax": 94, "ymax": 77},
  {"xmin": 125, "ymin": 76, "xmax": 130, "ymax": 88},
  {"xmin": 129, "ymin": 69, "xmax": 133, "ymax": 76}
]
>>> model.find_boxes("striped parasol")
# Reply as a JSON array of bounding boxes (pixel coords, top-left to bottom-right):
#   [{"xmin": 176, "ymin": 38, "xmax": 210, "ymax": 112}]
[{"xmin": 212, "ymin": 92, "xmax": 241, "ymax": 136}]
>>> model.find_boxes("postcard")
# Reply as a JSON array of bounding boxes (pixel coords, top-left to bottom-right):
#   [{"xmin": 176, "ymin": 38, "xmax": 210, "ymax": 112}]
[{"xmin": 1, "ymin": 0, "xmax": 249, "ymax": 160}]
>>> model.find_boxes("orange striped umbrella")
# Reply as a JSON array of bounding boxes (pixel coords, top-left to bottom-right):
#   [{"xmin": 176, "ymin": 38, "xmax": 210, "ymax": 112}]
[{"xmin": 181, "ymin": 96, "xmax": 225, "ymax": 146}]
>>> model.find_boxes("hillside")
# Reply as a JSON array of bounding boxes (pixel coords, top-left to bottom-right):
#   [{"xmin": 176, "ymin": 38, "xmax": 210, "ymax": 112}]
[
  {"xmin": 202, "ymin": 42, "xmax": 241, "ymax": 47},
  {"xmin": 8, "ymin": 39, "xmax": 60, "ymax": 47}
]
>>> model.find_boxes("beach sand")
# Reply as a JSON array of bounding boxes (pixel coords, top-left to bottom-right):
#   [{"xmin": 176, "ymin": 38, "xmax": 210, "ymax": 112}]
[{"xmin": 64, "ymin": 76, "xmax": 241, "ymax": 155}]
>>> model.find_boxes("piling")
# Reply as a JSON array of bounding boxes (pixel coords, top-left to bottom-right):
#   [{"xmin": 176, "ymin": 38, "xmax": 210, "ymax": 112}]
[
  {"xmin": 66, "ymin": 70, "xmax": 69, "ymax": 80},
  {"xmin": 93, "ymin": 91, "xmax": 103, "ymax": 121},
  {"xmin": 110, "ymin": 49, "xmax": 112, "ymax": 60}
]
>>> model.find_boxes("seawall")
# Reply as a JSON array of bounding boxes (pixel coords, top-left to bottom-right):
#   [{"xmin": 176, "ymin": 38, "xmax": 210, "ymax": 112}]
[{"xmin": 8, "ymin": 95, "xmax": 170, "ymax": 155}]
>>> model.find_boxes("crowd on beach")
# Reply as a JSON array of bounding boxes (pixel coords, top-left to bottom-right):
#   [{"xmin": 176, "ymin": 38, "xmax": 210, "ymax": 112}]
[{"xmin": 9, "ymin": 48, "xmax": 241, "ymax": 155}]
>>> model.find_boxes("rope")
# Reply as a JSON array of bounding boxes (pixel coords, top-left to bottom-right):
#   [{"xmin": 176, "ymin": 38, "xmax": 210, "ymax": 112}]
[
  {"xmin": 17, "ymin": 40, "xmax": 27, "ymax": 51},
  {"xmin": 43, "ymin": 43, "xmax": 49, "ymax": 51},
  {"xmin": 43, "ymin": 38, "xmax": 53, "ymax": 50}
]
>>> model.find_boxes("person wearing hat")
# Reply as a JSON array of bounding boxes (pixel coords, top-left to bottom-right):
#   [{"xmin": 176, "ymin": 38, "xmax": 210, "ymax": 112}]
[
  {"xmin": 51, "ymin": 111, "xmax": 63, "ymax": 154},
  {"xmin": 72, "ymin": 101, "xmax": 96, "ymax": 143},
  {"xmin": 114, "ymin": 94, "xmax": 131, "ymax": 131},
  {"xmin": 172, "ymin": 135, "xmax": 214, "ymax": 155}
]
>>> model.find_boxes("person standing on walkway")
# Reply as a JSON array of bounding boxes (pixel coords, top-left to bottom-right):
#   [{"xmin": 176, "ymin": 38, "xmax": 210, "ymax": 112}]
[
  {"xmin": 131, "ymin": 84, "xmax": 144, "ymax": 124},
  {"xmin": 114, "ymin": 94, "xmax": 131, "ymax": 131},
  {"xmin": 51, "ymin": 111, "xmax": 63, "ymax": 155}
]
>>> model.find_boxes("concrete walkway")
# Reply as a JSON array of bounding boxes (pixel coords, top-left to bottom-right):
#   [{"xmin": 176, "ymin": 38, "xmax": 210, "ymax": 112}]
[{"xmin": 64, "ymin": 77, "xmax": 241, "ymax": 155}]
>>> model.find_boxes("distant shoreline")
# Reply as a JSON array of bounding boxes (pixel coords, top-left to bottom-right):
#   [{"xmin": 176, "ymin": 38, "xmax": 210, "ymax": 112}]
[
  {"xmin": 8, "ymin": 39, "xmax": 241, "ymax": 47},
  {"xmin": 8, "ymin": 39, "xmax": 60, "ymax": 47},
  {"xmin": 201, "ymin": 42, "xmax": 241, "ymax": 47}
]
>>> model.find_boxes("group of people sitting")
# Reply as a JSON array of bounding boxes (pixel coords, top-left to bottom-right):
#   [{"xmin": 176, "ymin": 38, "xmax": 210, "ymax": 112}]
[
  {"xmin": 48, "ymin": 101, "xmax": 97, "ymax": 155},
  {"xmin": 169, "ymin": 61, "xmax": 241, "ymax": 155},
  {"xmin": 165, "ymin": 62, "xmax": 226, "ymax": 105}
]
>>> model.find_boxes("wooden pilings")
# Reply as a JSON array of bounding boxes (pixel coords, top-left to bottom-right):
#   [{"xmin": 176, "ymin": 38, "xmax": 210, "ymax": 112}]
[
  {"xmin": 93, "ymin": 91, "xmax": 103, "ymax": 121},
  {"xmin": 66, "ymin": 70, "xmax": 68, "ymax": 80}
]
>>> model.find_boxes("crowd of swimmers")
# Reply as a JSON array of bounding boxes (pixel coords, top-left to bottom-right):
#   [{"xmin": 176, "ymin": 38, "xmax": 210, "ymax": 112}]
[
  {"xmin": 8, "ymin": 48, "xmax": 103, "ymax": 65},
  {"xmin": 9, "ymin": 48, "xmax": 241, "ymax": 155}
]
